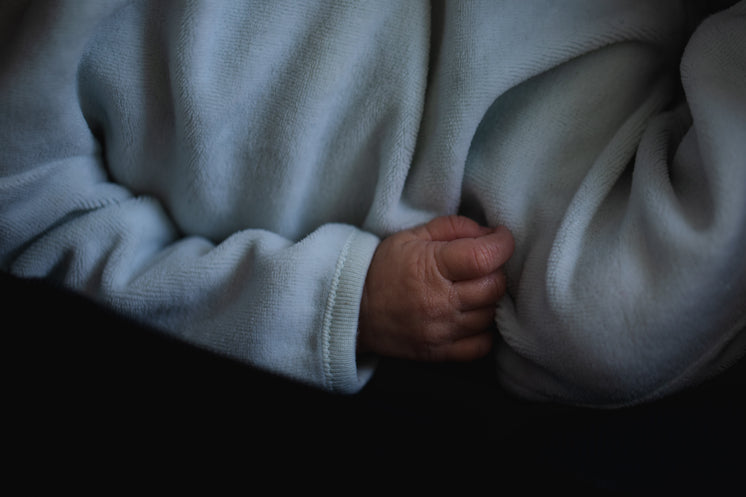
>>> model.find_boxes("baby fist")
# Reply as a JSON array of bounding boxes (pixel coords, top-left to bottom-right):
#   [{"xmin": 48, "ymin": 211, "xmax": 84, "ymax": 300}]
[{"xmin": 358, "ymin": 215, "xmax": 514, "ymax": 362}]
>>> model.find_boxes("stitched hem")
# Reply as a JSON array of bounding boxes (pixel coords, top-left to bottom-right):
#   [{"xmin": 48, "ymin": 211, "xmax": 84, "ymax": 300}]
[{"xmin": 320, "ymin": 228, "xmax": 379, "ymax": 394}]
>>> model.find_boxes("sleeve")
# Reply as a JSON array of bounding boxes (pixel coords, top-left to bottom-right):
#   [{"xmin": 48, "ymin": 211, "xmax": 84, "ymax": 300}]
[
  {"xmin": 0, "ymin": 1, "xmax": 380, "ymax": 394},
  {"xmin": 493, "ymin": 2, "xmax": 746, "ymax": 407}
]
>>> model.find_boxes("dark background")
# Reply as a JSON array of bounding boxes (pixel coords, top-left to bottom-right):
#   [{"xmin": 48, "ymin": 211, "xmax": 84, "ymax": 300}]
[{"xmin": 3, "ymin": 270, "xmax": 744, "ymax": 492}]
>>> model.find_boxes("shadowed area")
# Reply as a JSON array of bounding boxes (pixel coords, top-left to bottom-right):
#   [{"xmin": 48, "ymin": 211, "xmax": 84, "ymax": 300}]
[{"xmin": 3, "ymin": 271, "xmax": 743, "ymax": 492}]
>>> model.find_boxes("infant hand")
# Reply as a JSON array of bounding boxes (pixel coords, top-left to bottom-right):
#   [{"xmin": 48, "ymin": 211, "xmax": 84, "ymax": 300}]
[{"xmin": 358, "ymin": 215, "xmax": 514, "ymax": 361}]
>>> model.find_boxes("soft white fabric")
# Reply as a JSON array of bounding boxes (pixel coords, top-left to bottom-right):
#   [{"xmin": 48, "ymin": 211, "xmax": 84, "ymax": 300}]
[{"xmin": 1, "ymin": 0, "xmax": 744, "ymax": 405}]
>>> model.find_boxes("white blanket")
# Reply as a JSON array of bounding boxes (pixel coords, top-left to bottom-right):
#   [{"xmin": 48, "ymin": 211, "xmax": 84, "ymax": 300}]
[{"xmin": 1, "ymin": 0, "xmax": 744, "ymax": 406}]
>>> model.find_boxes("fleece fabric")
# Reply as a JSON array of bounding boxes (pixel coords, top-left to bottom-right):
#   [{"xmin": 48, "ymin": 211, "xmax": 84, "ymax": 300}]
[{"xmin": 1, "ymin": 0, "xmax": 744, "ymax": 405}]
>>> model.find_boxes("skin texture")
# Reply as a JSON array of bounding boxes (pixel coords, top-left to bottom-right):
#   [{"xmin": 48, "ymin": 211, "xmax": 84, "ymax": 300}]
[{"xmin": 358, "ymin": 215, "xmax": 514, "ymax": 362}]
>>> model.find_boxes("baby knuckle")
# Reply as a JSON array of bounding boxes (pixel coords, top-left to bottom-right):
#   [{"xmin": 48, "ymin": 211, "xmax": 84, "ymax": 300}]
[
  {"xmin": 471, "ymin": 244, "xmax": 497, "ymax": 274},
  {"xmin": 447, "ymin": 283, "xmax": 463, "ymax": 309},
  {"xmin": 417, "ymin": 288, "xmax": 447, "ymax": 318}
]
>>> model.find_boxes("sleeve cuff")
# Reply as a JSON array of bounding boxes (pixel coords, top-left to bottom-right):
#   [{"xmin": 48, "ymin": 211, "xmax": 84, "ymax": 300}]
[{"xmin": 321, "ymin": 227, "xmax": 380, "ymax": 394}]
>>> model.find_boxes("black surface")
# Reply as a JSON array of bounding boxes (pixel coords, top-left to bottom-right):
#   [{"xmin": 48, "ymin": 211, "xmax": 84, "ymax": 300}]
[{"xmin": 3, "ymin": 271, "xmax": 744, "ymax": 492}]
